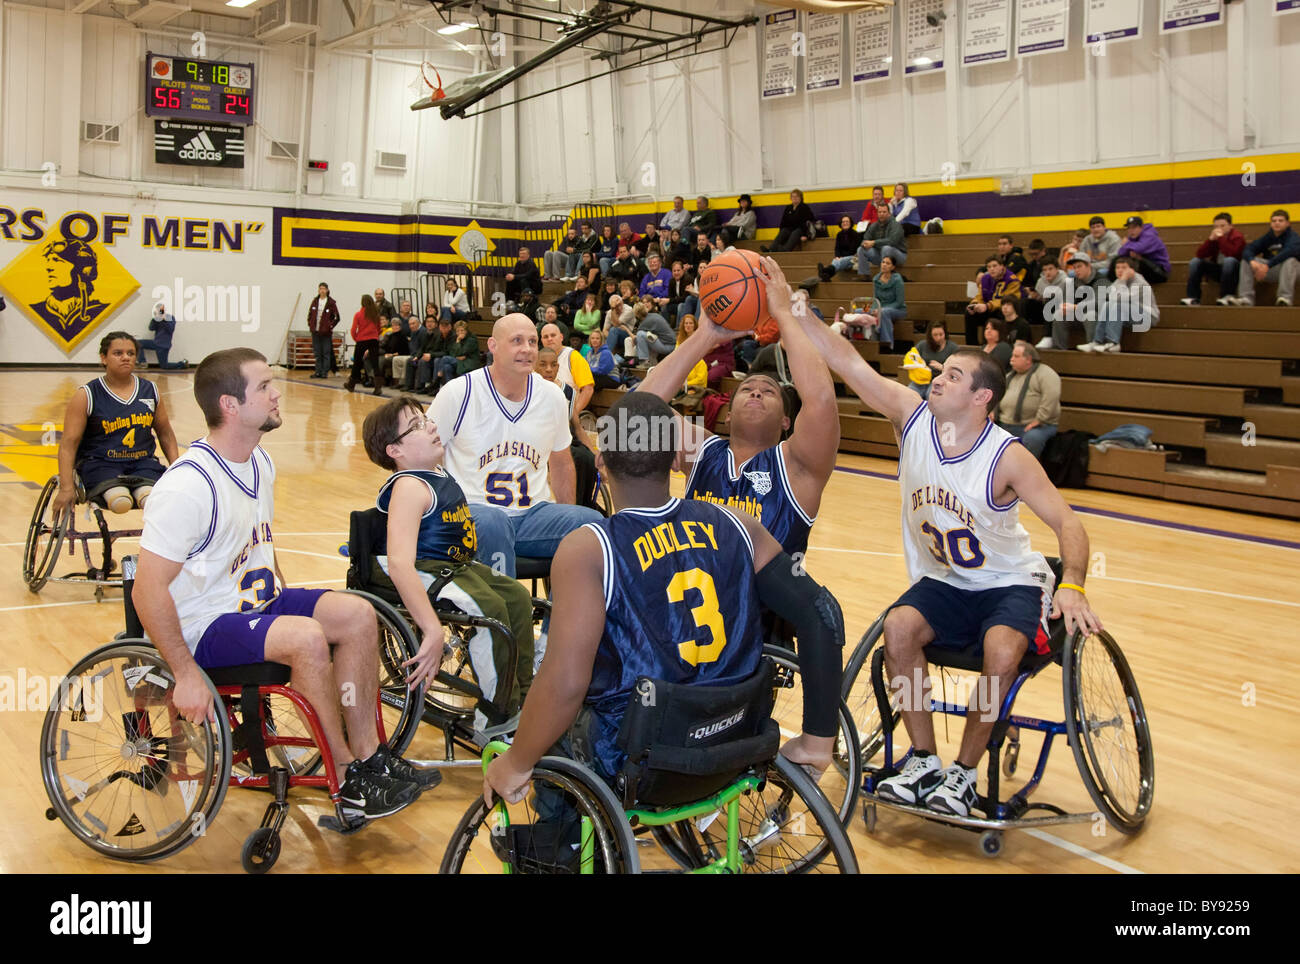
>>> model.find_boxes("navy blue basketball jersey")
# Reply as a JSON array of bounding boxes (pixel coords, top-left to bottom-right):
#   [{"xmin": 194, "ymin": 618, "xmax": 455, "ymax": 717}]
[
  {"xmin": 685, "ymin": 435, "xmax": 815, "ymax": 557},
  {"xmin": 583, "ymin": 498, "xmax": 764, "ymax": 776},
  {"xmin": 376, "ymin": 468, "xmax": 477, "ymax": 563},
  {"xmin": 78, "ymin": 376, "xmax": 159, "ymax": 465}
]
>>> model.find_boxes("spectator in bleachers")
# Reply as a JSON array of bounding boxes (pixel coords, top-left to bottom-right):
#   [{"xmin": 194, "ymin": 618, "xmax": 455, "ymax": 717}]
[
  {"xmin": 411, "ymin": 316, "xmax": 455, "ymax": 395},
  {"xmin": 723, "ymin": 193, "xmax": 757, "ymax": 241},
  {"xmin": 1000, "ymin": 297, "xmax": 1032, "ymax": 345},
  {"xmin": 579, "ymin": 251, "xmax": 601, "ymax": 289},
  {"xmin": 819, "ymin": 215, "xmax": 862, "ymax": 280},
  {"xmin": 402, "ymin": 312, "xmax": 435, "ymax": 390},
  {"xmin": 516, "ymin": 288, "xmax": 541, "ymax": 324},
  {"xmin": 859, "ymin": 185, "xmax": 886, "ymax": 227},
  {"xmin": 997, "ymin": 341, "xmax": 1060, "ymax": 460},
  {"xmin": 638, "ymin": 252, "xmax": 672, "ymax": 306},
  {"xmin": 1060, "ymin": 228, "xmax": 1088, "ymax": 267},
  {"xmin": 855, "ymin": 202, "xmax": 907, "ymax": 279},
  {"xmin": 539, "ymin": 304, "xmax": 569, "ymax": 344},
  {"xmin": 638, "ymin": 227, "xmax": 662, "ymax": 266},
  {"xmin": 599, "ymin": 276, "xmax": 619, "ymax": 312},
  {"xmin": 661, "ymin": 196, "xmax": 692, "ymax": 234},
  {"xmin": 597, "ymin": 225, "xmax": 618, "ymax": 275},
  {"xmin": 603, "ymin": 293, "xmax": 636, "ymax": 359},
  {"xmin": 1023, "ymin": 239, "xmax": 1047, "ymax": 289},
  {"xmin": 912, "ymin": 321, "xmax": 957, "ymax": 397},
  {"xmin": 690, "ymin": 232, "xmax": 714, "ymax": 272},
  {"xmin": 965, "ymin": 256, "xmax": 1021, "ymax": 345},
  {"xmin": 372, "ymin": 288, "xmax": 396, "ymax": 322},
  {"xmin": 573, "ymin": 292, "xmax": 602, "ymax": 337},
  {"xmin": 1182, "ymin": 212, "xmax": 1245, "ymax": 306},
  {"xmin": 544, "ymin": 226, "xmax": 579, "ymax": 281},
  {"xmin": 1084, "ymin": 256, "xmax": 1160, "ymax": 354},
  {"xmin": 889, "ymin": 183, "xmax": 922, "ymax": 235},
  {"xmin": 450, "ymin": 319, "xmax": 481, "ymax": 379},
  {"xmin": 633, "ymin": 300, "xmax": 676, "ymax": 365},
  {"xmin": 1058, "ymin": 255, "xmax": 1105, "ymax": 350},
  {"xmin": 1029, "ymin": 258, "xmax": 1067, "ymax": 346},
  {"xmin": 665, "ymin": 228, "xmax": 691, "ymax": 267},
  {"xmin": 715, "ymin": 226, "xmax": 740, "ymax": 254},
  {"xmin": 764, "ymin": 188, "xmax": 816, "ymax": 252},
  {"xmin": 994, "ymin": 235, "xmax": 1029, "ymax": 281},
  {"xmin": 790, "ymin": 288, "xmax": 824, "ymax": 323},
  {"xmin": 665, "ymin": 260, "xmax": 692, "ymax": 322},
  {"xmin": 1113, "ymin": 216, "xmax": 1170, "ymax": 284},
  {"xmin": 584, "ymin": 328, "xmax": 622, "ymax": 390},
  {"xmin": 607, "ymin": 244, "xmax": 642, "ymax": 287},
  {"xmin": 438, "ymin": 279, "xmax": 470, "ymax": 324},
  {"xmin": 553, "ymin": 276, "xmax": 590, "ymax": 324},
  {"xmin": 869, "ymin": 254, "xmax": 905, "ymax": 348},
  {"xmin": 617, "ymin": 222, "xmax": 640, "ymax": 255},
  {"xmin": 378, "ymin": 312, "xmax": 416, "ymax": 385},
  {"xmin": 982, "ymin": 317, "xmax": 1013, "ymax": 372},
  {"xmin": 348, "ymin": 295, "xmax": 384, "ymax": 395},
  {"xmin": 505, "ymin": 246, "xmax": 542, "ymax": 305},
  {"xmin": 685, "ymin": 196, "xmax": 720, "ymax": 246},
  {"xmin": 1081, "ymin": 217, "xmax": 1120, "ymax": 277},
  {"xmin": 572, "ymin": 222, "xmax": 600, "ymax": 279},
  {"xmin": 1231, "ymin": 209, "xmax": 1300, "ymax": 307}
]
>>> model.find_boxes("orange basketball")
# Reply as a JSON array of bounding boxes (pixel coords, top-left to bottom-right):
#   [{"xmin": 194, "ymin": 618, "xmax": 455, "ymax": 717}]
[{"xmin": 697, "ymin": 248, "xmax": 769, "ymax": 331}]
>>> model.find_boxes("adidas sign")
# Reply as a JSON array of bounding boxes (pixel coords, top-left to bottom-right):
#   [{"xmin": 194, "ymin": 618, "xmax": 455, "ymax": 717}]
[{"xmin": 179, "ymin": 131, "xmax": 222, "ymax": 161}]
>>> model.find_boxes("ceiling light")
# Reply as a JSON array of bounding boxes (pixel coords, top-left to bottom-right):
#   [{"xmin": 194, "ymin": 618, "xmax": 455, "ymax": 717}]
[
  {"xmin": 437, "ymin": 21, "xmax": 476, "ymax": 35},
  {"xmin": 226, "ymin": 0, "xmax": 259, "ymax": 8}
]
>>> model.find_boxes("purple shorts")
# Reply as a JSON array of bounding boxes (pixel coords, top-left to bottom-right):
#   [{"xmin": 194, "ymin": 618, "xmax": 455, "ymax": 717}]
[{"xmin": 194, "ymin": 588, "xmax": 330, "ymax": 669}]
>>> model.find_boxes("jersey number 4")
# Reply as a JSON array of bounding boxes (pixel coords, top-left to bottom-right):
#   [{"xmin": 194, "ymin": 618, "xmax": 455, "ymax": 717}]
[
  {"xmin": 484, "ymin": 471, "xmax": 533, "ymax": 508},
  {"xmin": 920, "ymin": 521, "xmax": 986, "ymax": 569},
  {"xmin": 667, "ymin": 568, "xmax": 728, "ymax": 666}
]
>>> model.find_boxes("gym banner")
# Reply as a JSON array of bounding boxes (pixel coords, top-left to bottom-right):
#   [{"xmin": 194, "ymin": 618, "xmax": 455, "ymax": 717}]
[
  {"xmin": 1086, "ymin": 0, "xmax": 1143, "ymax": 45},
  {"xmin": 904, "ymin": 0, "xmax": 946, "ymax": 75},
  {"xmin": 762, "ymin": 9, "xmax": 798, "ymax": 99},
  {"xmin": 1159, "ymin": 0, "xmax": 1222, "ymax": 33},
  {"xmin": 805, "ymin": 13, "xmax": 843, "ymax": 92},
  {"xmin": 851, "ymin": 5, "xmax": 893, "ymax": 84},
  {"xmin": 962, "ymin": 0, "xmax": 1012, "ymax": 67},
  {"xmin": 1016, "ymin": 0, "xmax": 1070, "ymax": 57},
  {"xmin": 153, "ymin": 119, "xmax": 245, "ymax": 168},
  {"xmin": 1277, "ymin": 0, "xmax": 1300, "ymax": 15}
]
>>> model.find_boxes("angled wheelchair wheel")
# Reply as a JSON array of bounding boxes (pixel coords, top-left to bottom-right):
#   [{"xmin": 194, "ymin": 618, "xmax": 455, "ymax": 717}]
[
  {"xmin": 1063, "ymin": 630, "xmax": 1154, "ymax": 834},
  {"xmin": 841, "ymin": 613, "xmax": 900, "ymax": 764},
  {"xmin": 594, "ymin": 479, "xmax": 614, "ymax": 518},
  {"xmin": 439, "ymin": 756, "xmax": 640, "ymax": 874},
  {"xmin": 24, "ymin": 476, "xmax": 67, "ymax": 593},
  {"xmin": 41, "ymin": 640, "xmax": 231, "ymax": 863},
  {"xmin": 422, "ymin": 620, "xmax": 485, "ymax": 721},
  {"xmin": 345, "ymin": 590, "xmax": 421, "ymax": 756},
  {"xmin": 648, "ymin": 755, "xmax": 858, "ymax": 874},
  {"xmin": 763, "ymin": 644, "xmax": 860, "ymax": 826}
]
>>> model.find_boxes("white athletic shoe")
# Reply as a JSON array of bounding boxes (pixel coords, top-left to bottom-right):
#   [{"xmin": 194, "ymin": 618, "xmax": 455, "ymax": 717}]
[
  {"xmin": 1076, "ymin": 342, "xmax": 1100, "ymax": 353},
  {"xmin": 1100, "ymin": 342, "xmax": 1121, "ymax": 353},
  {"xmin": 926, "ymin": 764, "xmax": 979, "ymax": 817},
  {"xmin": 1277, "ymin": 297, "xmax": 1293, "ymax": 307},
  {"xmin": 1179, "ymin": 297, "xmax": 1198, "ymax": 306},
  {"xmin": 1035, "ymin": 337, "xmax": 1055, "ymax": 349},
  {"xmin": 876, "ymin": 752, "xmax": 944, "ymax": 806},
  {"xmin": 1215, "ymin": 296, "xmax": 1233, "ymax": 306}
]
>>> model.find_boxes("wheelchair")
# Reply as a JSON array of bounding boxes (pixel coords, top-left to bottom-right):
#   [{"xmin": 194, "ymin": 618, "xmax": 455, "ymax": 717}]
[
  {"xmin": 344, "ymin": 508, "xmax": 551, "ymax": 766},
  {"xmin": 439, "ymin": 658, "xmax": 859, "ymax": 874},
  {"xmin": 840, "ymin": 559, "xmax": 1154, "ymax": 856},
  {"xmin": 23, "ymin": 474, "xmax": 147, "ymax": 599},
  {"xmin": 40, "ymin": 585, "xmax": 424, "ymax": 874}
]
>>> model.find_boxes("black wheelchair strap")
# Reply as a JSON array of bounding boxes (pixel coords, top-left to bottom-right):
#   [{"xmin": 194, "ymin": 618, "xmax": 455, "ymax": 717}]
[{"xmin": 239, "ymin": 685, "xmax": 271, "ymax": 774}]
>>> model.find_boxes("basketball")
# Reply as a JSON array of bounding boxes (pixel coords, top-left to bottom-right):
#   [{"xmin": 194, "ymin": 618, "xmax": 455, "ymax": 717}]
[{"xmin": 698, "ymin": 248, "xmax": 769, "ymax": 331}]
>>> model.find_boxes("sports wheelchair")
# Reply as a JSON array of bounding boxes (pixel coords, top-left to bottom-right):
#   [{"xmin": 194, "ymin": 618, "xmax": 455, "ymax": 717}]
[
  {"xmin": 841, "ymin": 559, "xmax": 1154, "ymax": 857},
  {"xmin": 440, "ymin": 657, "xmax": 859, "ymax": 874},
  {"xmin": 23, "ymin": 474, "xmax": 147, "ymax": 598},
  {"xmin": 40, "ymin": 582, "xmax": 424, "ymax": 874},
  {"xmin": 344, "ymin": 507, "xmax": 551, "ymax": 765}
]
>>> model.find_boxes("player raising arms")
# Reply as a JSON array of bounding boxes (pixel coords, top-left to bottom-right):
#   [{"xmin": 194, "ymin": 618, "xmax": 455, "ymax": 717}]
[
  {"xmin": 785, "ymin": 310, "xmax": 1102, "ymax": 818},
  {"xmin": 636, "ymin": 257, "xmax": 840, "ymax": 568}
]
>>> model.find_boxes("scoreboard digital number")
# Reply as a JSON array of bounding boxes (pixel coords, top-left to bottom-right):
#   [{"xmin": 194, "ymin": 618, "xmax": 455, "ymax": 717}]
[{"xmin": 145, "ymin": 52, "xmax": 255, "ymax": 125}]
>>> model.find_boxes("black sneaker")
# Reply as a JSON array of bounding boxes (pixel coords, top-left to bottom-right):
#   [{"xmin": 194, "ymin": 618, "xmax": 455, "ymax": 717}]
[
  {"xmin": 369, "ymin": 743, "xmax": 442, "ymax": 791},
  {"xmin": 339, "ymin": 759, "xmax": 420, "ymax": 821}
]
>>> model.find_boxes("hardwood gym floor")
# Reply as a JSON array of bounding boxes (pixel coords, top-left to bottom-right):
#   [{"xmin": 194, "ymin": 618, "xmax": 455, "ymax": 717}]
[{"xmin": 2, "ymin": 368, "xmax": 1297, "ymax": 873}]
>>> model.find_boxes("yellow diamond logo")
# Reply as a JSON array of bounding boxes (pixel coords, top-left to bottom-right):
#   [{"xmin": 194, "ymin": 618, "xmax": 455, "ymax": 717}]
[
  {"xmin": 452, "ymin": 220, "xmax": 495, "ymax": 266},
  {"xmin": 0, "ymin": 234, "xmax": 140, "ymax": 354}
]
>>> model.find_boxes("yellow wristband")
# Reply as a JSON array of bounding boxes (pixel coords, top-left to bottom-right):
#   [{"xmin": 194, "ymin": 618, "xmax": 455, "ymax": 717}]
[{"xmin": 1059, "ymin": 582, "xmax": 1086, "ymax": 595}]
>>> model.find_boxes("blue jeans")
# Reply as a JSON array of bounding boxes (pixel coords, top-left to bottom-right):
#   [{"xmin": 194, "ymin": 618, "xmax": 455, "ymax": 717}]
[
  {"xmin": 857, "ymin": 245, "xmax": 906, "ymax": 276},
  {"xmin": 1001, "ymin": 422, "xmax": 1058, "ymax": 460},
  {"xmin": 1094, "ymin": 296, "xmax": 1157, "ymax": 345},
  {"xmin": 830, "ymin": 256, "xmax": 856, "ymax": 273},
  {"xmin": 599, "ymin": 257, "xmax": 614, "ymax": 275},
  {"xmin": 1186, "ymin": 256, "xmax": 1239, "ymax": 302},
  {"xmin": 468, "ymin": 501, "xmax": 603, "ymax": 579},
  {"xmin": 875, "ymin": 307, "xmax": 904, "ymax": 347},
  {"xmin": 435, "ymin": 355, "xmax": 459, "ymax": 385},
  {"xmin": 309, "ymin": 332, "xmax": 333, "ymax": 376},
  {"xmin": 676, "ymin": 296, "xmax": 699, "ymax": 324},
  {"xmin": 636, "ymin": 331, "xmax": 674, "ymax": 364},
  {"xmin": 440, "ymin": 306, "xmax": 470, "ymax": 323},
  {"xmin": 138, "ymin": 339, "xmax": 185, "ymax": 369}
]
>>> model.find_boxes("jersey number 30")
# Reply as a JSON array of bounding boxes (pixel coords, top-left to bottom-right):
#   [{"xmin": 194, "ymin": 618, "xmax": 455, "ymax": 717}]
[
  {"xmin": 920, "ymin": 521, "xmax": 986, "ymax": 569},
  {"xmin": 667, "ymin": 568, "xmax": 728, "ymax": 666}
]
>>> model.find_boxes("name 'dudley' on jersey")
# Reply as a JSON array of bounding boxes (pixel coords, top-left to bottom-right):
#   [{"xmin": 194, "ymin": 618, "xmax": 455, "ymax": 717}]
[
  {"xmin": 477, "ymin": 440, "xmax": 543, "ymax": 471},
  {"xmin": 632, "ymin": 520, "xmax": 719, "ymax": 572}
]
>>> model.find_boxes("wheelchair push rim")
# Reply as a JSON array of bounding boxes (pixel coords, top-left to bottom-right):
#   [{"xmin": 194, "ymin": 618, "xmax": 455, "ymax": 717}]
[
  {"xmin": 41, "ymin": 640, "xmax": 232, "ymax": 863},
  {"xmin": 1063, "ymin": 629, "xmax": 1155, "ymax": 834},
  {"xmin": 23, "ymin": 476, "xmax": 68, "ymax": 593}
]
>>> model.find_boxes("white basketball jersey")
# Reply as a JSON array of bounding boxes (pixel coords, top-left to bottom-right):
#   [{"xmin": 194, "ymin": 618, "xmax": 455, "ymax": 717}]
[
  {"xmin": 139, "ymin": 440, "xmax": 281, "ymax": 651},
  {"xmin": 430, "ymin": 368, "xmax": 571, "ymax": 514},
  {"xmin": 897, "ymin": 405, "xmax": 1053, "ymax": 593},
  {"xmin": 555, "ymin": 346, "xmax": 577, "ymax": 392}
]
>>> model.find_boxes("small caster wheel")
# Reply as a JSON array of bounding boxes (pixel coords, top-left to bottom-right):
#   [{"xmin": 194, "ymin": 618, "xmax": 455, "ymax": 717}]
[
  {"xmin": 979, "ymin": 830, "xmax": 1003, "ymax": 858},
  {"xmin": 241, "ymin": 827, "xmax": 281, "ymax": 874},
  {"xmin": 1002, "ymin": 742, "xmax": 1019, "ymax": 778},
  {"xmin": 862, "ymin": 802, "xmax": 877, "ymax": 834},
  {"xmin": 45, "ymin": 808, "xmax": 57, "ymax": 821}
]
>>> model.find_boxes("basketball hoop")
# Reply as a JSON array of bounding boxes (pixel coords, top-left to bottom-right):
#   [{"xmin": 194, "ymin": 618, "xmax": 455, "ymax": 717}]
[{"xmin": 410, "ymin": 62, "xmax": 446, "ymax": 111}]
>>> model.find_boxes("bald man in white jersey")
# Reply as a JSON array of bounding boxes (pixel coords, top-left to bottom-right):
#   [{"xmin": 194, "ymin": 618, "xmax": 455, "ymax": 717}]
[{"xmin": 789, "ymin": 315, "xmax": 1102, "ymax": 818}]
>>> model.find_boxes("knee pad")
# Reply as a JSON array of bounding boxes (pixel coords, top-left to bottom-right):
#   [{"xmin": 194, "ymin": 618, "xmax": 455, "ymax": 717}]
[
  {"xmin": 132, "ymin": 485, "xmax": 153, "ymax": 510},
  {"xmin": 101, "ymin": 485, "xmax": 133, "ymax": 514}
]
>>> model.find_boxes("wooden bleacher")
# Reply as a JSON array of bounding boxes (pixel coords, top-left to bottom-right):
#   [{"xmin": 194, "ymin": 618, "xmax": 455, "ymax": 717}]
[{"xmin": 470, "ymin": 221, "xmax": 1300, "ymax": 519}]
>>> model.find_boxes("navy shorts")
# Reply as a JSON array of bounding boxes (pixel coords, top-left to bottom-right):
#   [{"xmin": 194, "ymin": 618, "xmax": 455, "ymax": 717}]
[
  {"xmin": 889, "ymin": 577, "xmax": 1050, "ymax": 655},
  {"xmin": 194, "ymin": 588, "xmax": 329, "ymax": 669},
  {"xmin": 81, "ymin": 456, "xmax": 166, "ymax": 493}
]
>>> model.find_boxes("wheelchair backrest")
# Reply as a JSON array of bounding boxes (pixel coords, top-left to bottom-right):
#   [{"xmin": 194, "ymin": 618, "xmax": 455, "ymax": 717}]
[
  {"xmin": 614, "ymin": 657, "xmax": 781, "ymax": 807},
  {"xmin": 346, "ymin": 508, "xmax": 388, "ymax": 591}
]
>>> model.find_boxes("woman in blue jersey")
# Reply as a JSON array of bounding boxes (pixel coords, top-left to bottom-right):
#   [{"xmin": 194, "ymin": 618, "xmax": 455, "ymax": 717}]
[{"xmin": 54, "ymin": 331, "xmax": 179, "ymax": 516}]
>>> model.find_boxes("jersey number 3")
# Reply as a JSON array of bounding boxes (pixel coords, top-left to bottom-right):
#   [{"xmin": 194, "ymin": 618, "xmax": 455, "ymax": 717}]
[
  {"xmin": 667, "ymin": 568, "xmax": 728, "ymax": 666},
  {"xmin": 237, "ymin": 567, "xmax": 277, "ymax": 613}
]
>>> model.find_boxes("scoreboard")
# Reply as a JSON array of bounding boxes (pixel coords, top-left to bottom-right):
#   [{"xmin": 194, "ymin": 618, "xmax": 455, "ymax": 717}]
[{"xmin": 145, "ymin": 52, "xmax": 255, "ymax": 125}]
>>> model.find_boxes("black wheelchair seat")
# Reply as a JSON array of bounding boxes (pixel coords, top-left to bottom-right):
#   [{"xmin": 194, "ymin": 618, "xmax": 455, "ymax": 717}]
[
  {"xmin": 515, "ymin": 556, "xmax": 550, "ymax": 581},
  {"xmin": 205, "ymin": 662, "xmax": 292, "ymax": 686}
]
